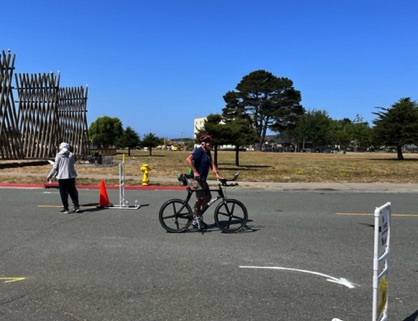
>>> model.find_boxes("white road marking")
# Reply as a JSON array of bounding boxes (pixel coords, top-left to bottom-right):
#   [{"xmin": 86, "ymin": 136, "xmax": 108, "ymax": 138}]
[{"xmin": 239, "ymin": 266, "xmax": 356, "ymax": 289}]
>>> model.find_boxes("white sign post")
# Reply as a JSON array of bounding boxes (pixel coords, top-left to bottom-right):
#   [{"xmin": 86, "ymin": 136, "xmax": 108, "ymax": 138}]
[{"xmin": 372, "ymin": 202, "xmax": 391, "ymax": 321}]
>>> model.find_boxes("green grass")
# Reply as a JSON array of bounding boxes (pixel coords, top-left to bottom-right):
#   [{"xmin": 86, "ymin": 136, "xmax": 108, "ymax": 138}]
[{"xmin": 2, "ymin": 150, "xmax": 418, "ymax": 185}]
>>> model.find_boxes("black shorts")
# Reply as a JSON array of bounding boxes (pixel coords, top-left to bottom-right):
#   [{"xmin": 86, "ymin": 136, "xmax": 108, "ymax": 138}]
[{"xmin": 196, "ymin": 180, "xmax": 210, "ymax": 199}]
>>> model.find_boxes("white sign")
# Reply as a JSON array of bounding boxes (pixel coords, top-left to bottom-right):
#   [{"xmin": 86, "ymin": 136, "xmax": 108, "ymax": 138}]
[
  {"xmin": 378, "ymin": 208, "xmax": 390, "ymax": 254},
  {"xmin": 372, "ymin": 202, "xmax": 391, "ymax": 321}
]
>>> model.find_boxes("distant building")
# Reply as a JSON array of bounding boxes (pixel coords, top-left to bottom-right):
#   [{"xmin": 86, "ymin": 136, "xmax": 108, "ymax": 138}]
[{"xmin": 194, "ymin": 117, "xmax": 206, "ymax": 139}]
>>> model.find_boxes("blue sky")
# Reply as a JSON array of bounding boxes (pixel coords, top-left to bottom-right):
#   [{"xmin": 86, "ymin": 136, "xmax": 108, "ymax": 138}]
[{"xmin": 3, "ymin": 0, "xmax": 417, "ymax": 139}]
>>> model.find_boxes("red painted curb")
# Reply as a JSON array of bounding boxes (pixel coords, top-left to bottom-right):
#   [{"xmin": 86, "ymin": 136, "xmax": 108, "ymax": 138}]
[{"xmin": 0, "ymin": 183, "xmax": 185, "ymax": 190}]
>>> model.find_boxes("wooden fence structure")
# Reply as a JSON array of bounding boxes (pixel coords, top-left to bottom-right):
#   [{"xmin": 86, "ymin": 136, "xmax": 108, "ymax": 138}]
[
  {"xmin": 57, "ymin": 86, "xmax": 89, "ymax": 157},
  {"xmin": 0, "ymin": 50, "xmax": 88, "ymax": 159},
  {"xmin": 15, "ymin": 72, "xmax": 61, "ymax": 158},
  {"xmin": 0, "ymin": 50, "xmax": 24, "ymax": 159}
]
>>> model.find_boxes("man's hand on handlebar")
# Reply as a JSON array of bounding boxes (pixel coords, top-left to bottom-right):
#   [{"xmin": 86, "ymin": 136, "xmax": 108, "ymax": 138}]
[
  {"xmin": 219, "ymin": 178, "xmax": 227, "ymax": 185},
  {"xmin": 218, "ymin": 178, "xmax": 239, "ymax": 187}
]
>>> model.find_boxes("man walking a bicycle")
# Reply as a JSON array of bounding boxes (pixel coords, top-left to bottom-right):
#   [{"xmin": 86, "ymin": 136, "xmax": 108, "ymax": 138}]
[
  {"xmin": 160, "ymin": 142, "xmax": 247, "ymax": 233},
  {"xmin": 186, "ymin": 134, "xmax": 222, "ymax": 228}
]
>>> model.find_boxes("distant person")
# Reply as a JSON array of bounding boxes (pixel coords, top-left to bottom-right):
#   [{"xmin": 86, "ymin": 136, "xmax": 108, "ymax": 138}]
[
  {"xmin": 47, "ymin": 142, "xmax": 81, "ymax": 214},
  {"xmin": 186, "ymin": 134, "xmax": 222, "ymax": 228}
]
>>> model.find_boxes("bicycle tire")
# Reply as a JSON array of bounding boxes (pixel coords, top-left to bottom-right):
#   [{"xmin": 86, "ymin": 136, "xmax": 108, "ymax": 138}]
[
  {"xmin": 159, "ymin": 199, "xmax": 193, "ymax": 233},
  {"xmin": 214, "ymin": 199, "xmax": 248, "ymax": 233}
]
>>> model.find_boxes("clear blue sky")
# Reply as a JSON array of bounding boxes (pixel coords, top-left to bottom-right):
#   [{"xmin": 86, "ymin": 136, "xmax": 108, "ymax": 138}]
[{"xmin": 4, "ymin": 0, "xmax": 417, "ymax": 139}]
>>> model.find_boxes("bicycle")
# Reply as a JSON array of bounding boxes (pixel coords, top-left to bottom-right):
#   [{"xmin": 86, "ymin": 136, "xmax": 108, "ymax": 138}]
[{"xmin": 159, "ymin": 172, "xmax": 248, "ymax": 233}]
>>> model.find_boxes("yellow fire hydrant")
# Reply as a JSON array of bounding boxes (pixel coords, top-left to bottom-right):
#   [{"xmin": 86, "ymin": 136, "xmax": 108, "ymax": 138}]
[{"xmin": 140, "ymin": 163, "xmax": 151, "ymax": 186}]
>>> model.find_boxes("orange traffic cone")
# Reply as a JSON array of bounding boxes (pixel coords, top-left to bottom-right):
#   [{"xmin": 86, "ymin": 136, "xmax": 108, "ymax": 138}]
[{"xmin": 98, "ymin": 179, "xmax": 111, "ymax": 208}]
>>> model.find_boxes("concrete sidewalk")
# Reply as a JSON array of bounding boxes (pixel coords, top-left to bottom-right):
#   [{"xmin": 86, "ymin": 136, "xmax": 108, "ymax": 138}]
[{"xmin": 237, "ymin": 181, "xmax": 418, "ymax": 193}]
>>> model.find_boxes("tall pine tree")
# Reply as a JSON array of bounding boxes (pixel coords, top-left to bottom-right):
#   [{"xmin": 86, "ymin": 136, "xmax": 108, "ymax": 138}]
[
  {"xmin": 373, "ymin": 97, "xmax": 418, "ymax": 160},
  {"xmin": 223, "ymin": 70, "xmax": 304, "ymax": 150}
]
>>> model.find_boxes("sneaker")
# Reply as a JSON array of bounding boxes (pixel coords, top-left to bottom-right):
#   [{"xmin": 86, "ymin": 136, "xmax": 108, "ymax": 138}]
[
  {"xmin": 192, "ymin": 217, "xmax": 207, "ymax": 229},
  {"xmin": 73, "ymin": 207, "xmax": 81, "ymax": 213},
  {"xmin": 60, "ymin": 208, "xmax": 70, "ymax": 214}
]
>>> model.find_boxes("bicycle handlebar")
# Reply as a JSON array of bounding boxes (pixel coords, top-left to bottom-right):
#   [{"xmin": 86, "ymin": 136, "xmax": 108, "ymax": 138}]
[
  {"xmin": 226, "ymin": 183, "xmax": 239, "ymax": 187},
  {"xmin": 219, "ymin": 172, "xmax": 240, "ymax": 187},
  {"xmin": 178, "ymin": 172, "xmax": 240, "ymax": 188},
  {"xmin": 218, "ymin": 178, "xmax": 239, "ymax": 187}
]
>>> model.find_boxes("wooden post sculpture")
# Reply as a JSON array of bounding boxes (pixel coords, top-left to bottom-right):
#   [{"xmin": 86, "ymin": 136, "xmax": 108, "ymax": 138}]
[
  {"xmin": 57, "ymin": 86, "xmax": 89, "ymax": 157},
  {"xmin": 1, "ymin": 49, "xmax": 89, "ymax": 160},
  {"xmin": 15, "ymin": 73, "xmax": 89, "ymax": 159},
  {"xmin": 0, "ymin": 50, "xmax": 24, "ymax": 159},
  {"xmin": 15, "ymin": 72, "xmax": 61, "ymax": 158}
]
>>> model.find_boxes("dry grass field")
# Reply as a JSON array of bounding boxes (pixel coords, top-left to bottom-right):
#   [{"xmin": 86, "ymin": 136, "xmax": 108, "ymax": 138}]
[{"xmin": 2, "ymin": 150, "xmax": 418, "ymax": 185}]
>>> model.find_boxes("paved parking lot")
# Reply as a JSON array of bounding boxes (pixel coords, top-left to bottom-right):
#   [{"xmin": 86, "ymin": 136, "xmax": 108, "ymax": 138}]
[{"xmin": 0, "ymin": 186, "xmax": 417, "ymax": 320}]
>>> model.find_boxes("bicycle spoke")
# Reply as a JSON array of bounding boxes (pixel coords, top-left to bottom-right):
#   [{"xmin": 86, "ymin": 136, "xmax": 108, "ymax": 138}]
[
  {"xmin": 214, "ymin": 199, "xmax": 248, "ymax": 233},
  {"xmin": 159, "ymin": 199, "xmax": 192, "ymax": 233}
]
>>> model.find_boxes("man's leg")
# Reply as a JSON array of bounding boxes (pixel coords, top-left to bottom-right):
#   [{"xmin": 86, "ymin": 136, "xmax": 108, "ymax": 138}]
[
  {"xmin": 192, "ymin": 181, "xmax": 211, "ymax": 228},
  {"xmin": 200, "ymin": 181, "xmax": 212, "ymax": 210},
  {"xmin": 58, "ymin": 179, "xmax": 70, "ymax": 212},
  {"xmin": 193, "ymin": 196, "xmax": 204, "ymax": 213},
  {"xmin": 67, "ymin": 178, "xmax": 80, "ymax": 211}
]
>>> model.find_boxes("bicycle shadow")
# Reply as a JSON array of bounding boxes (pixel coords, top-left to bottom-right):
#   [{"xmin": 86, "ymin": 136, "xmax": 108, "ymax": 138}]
[
  {"xmin": 403, "ymin": 310, "xmax": 418, "ymax": 321},
  {"xmin": 188, "ymin": 219, "xmax": 258, "ymax": 234}
]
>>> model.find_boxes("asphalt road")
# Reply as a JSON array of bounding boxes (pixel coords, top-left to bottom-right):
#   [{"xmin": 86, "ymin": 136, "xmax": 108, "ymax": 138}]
[{"xmin": 0, "ymin": 186, "xmax": 417, "ymax": 321}]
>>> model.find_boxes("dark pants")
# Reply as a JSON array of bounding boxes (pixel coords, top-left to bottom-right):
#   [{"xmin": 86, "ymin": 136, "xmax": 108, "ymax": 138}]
[
  {"xmin": 58, "ymin": 178, "xmax": 79, "ymax": 209},
  {"xmin": 194, "ymin": 180, "xmax": 211, "ymax": 213}
]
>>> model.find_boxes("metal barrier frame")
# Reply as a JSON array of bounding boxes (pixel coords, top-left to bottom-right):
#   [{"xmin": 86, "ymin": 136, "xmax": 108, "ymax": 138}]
[{"xmin": 112, "ymin": 159, "xmax": 140, "ymax": 210}]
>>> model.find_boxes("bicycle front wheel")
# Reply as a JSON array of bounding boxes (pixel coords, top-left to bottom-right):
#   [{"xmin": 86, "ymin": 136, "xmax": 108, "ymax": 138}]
[
  {"xmin": 214, "ymin": 199, "xmax": 248, "ymax": 233},
  {"xmin": 159, "ymin": 199, "xmax": 193, "ymax": 233}
]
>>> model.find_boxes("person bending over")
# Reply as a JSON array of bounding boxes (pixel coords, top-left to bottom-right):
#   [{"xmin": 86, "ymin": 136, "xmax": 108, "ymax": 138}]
[{"xmin": 47, "ymin": 142, "xmax": 80, "ymax": 214}]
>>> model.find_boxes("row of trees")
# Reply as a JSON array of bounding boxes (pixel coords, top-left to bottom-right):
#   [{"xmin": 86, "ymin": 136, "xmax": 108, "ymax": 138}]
[
  {"xmin": 88, "ymin": 116, "xmax": 162, "ymax": 156},
  {"xmin": 88, "ymin": 70, "xmax": 417, "ymax": 162},
  {"xmin": 207, "ymin": 70, "xmax": 418, "ymax": 163},
  {"xmin": 197, "ymin": 111, "xmax": 374, "ymax": 165},
  {"xmin": 196, "ymin": 70, "xmax": 417, "ymax": 162}
]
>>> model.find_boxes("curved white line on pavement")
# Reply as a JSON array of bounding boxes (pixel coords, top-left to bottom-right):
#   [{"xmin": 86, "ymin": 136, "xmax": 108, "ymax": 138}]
[{"xmin": 239, "ymin": 266, "xmax": 356, "ymax": 289}]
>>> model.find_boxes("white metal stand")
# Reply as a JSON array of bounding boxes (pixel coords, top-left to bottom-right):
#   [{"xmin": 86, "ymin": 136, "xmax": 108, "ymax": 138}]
[{"xmin": 112, "ymin": 161, "xmax": 140, "ymax": 210}]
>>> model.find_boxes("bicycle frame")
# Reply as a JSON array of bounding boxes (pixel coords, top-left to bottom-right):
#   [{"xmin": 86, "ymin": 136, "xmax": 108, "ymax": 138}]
[{"xmin": 183, "ymin": 184, "xmax": 227, "ymax": 215}]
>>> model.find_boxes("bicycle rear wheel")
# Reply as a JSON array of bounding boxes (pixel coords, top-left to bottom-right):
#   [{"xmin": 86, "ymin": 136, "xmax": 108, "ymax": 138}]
[
  {"xmin": 214, "ymin": 199, "xmax": 248, "ymax": 233},
  {"xmin": 159, "ymin": 199, "xmax": 193, "ymax": 233}
]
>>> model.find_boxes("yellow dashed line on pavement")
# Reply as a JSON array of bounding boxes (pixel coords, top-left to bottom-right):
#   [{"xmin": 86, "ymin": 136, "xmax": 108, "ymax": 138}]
[
  {"xmin": 336, "ymin": 212, "xmax": 418, "ymax": 217},
  {"xmin": 38, "ymin": 205, "xmax": 97, "ymax": 209},
  {"xmin": 0, "ymin": 277, "xmax": 26, "ymax": 283}
]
